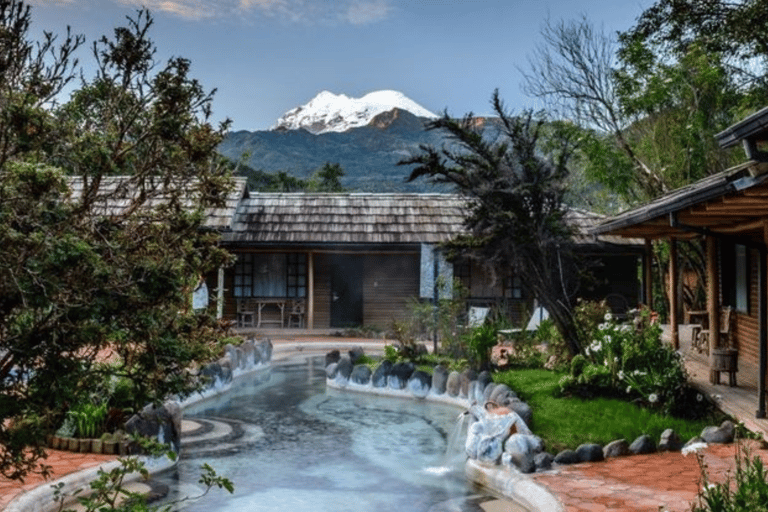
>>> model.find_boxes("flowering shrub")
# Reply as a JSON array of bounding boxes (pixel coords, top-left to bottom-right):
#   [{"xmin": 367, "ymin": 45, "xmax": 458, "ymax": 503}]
[{"xmin": 560, "ymin": 302, "xmax": 696, "ymax": 417}]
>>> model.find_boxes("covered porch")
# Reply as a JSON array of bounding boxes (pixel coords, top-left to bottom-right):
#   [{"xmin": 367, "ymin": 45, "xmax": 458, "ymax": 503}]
[{"xmin": 592, "ymin": 106, "xmax": 768, "ymax": 420}]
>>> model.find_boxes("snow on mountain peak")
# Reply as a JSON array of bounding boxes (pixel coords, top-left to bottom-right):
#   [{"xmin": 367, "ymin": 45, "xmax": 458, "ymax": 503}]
[{"xmin": 272, "ymin": 90, "xmax": 437, "ymax": 134}]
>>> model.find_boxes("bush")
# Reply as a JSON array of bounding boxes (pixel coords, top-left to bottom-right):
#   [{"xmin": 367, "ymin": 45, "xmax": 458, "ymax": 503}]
[
  {"xmin": 692, "ymin": 443, "xmax": 768, "ymax": 512},
  {"xmin": 465, "ymin": 321, "xmax": 498, "ymax": 369},
  {"xmin": 561, "ymin": 301, "xmax": 712, "ymax": 418}
]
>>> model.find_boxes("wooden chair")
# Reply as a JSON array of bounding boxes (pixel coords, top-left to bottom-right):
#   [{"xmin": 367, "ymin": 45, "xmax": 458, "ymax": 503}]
[
  {"xmin": 695, "ymin": 306, "xmax": 733, "ymax": 356},
  {"xmin": 237, "ymin": 299, "xmax": 257, "ymax": 328},
  {"xmin": 286, "ymin": 298, "xmax": 306, "ymax": 328}
]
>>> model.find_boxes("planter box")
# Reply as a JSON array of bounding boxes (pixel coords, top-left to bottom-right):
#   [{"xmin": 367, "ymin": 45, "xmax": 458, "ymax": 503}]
[
  {"xmin": 67, "ymin": 438, "xmax": 79, "ymax": 452},
  {"xmin": 78, "ymin": 438, "xmax": 91, "ymax": 453},
  {"xmin": 91, "ymin": 439, "xmax": 103, "ymax": 454},
  {"xmin": 102, "ymin": 440, "xmax": 118, "ymax": 455}
]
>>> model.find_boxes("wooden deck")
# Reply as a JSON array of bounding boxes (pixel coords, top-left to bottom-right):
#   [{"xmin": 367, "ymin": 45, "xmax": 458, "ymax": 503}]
[{"xmin": 668, "ymin": 324, "xmax": 768, "ymax": 440}]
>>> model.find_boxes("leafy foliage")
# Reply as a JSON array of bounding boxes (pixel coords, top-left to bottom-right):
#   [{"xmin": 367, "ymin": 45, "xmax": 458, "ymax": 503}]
[
  {"xmin": 0, "ymin": 3, "xmax": 233, "ymax": 480},
  {"xmin": 402, "ymin": 91, "xmax": 582, "ymax": 355},
  {"xmin": 692, "ymin": 443, "xmax": 768, "ymax": 512}
]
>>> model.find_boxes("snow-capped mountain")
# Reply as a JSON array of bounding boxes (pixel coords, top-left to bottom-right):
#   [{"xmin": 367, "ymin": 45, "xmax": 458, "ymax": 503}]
[{"xmin": 272, "ymin": 90, "xmax": 438, "ymax": 134}]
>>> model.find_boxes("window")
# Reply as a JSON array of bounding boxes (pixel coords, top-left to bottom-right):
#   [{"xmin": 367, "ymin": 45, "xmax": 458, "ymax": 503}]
[
  {"xmin": 721, "ymin": 242, "xmax": 749, "ymax": 313},
  {"xmin": 234, "ymin": 253, "xmax": 306, "ymax": 298},
  {"xmin": 286, "ymin": 253, "xmax": 307, "ymax": 298},
  {"xmin": 506, "ymin": 275, "xmax": 523, "ymax": 299}
]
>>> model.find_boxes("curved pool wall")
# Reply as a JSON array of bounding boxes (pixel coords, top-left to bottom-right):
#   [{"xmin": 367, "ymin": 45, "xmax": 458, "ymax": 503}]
[{"xmin": 6, "ymin": 339, "xmax": 562, "ymax": 512}]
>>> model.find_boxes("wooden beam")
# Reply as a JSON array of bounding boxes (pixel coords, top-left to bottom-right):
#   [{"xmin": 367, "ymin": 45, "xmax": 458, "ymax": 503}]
[
  {"xmin": 670, "ymin": 238, "xmax": 679, "ymax": 350},
  {"xmin": 645, "ymin": 239, "xmax": 653, "ymax": 310},
  {"xmin": 307, "ymin": 251, "xmax": 315, "ymax": 329},
  {"xmin": 707, "ymin": 236, "xmax": 720, "ymax": 383}
]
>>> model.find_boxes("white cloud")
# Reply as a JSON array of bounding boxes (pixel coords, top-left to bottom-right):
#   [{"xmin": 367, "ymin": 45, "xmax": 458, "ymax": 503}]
[
  {"xmin": 345, "ymin": 0, "xmax": 391, "ymax": 25},
  {"xmin": 115, "ymin": 0, "xmax": 217, "ymax": 20}
]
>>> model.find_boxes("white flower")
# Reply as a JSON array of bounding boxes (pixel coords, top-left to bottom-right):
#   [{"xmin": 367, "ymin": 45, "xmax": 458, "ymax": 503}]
[
  {"xmin": 618, "ymin": 370, "xmax": 625, "ymax": 380},
  {"xmin": 626, "ymin": 386, "xmax": 632, "ymax": 394},
  {"xmin": 620, "ymin": 324, "xmax": 633, "ymax": 332},
  {"xmin": 614, "ymin": 357, "xmax": 619, "ymax": 363},
  {"xmin": 604, "ymin": 312, "xmax": 613, "ymax": 322},
  {"xmin": 648, "ymin": 393, "xmax": 658, "ymax": 403},
  {"xmin": 682, "ymin": 442, "xmax": 707, "ymax": 456},
  {"xmin": 603, "ymin": 334, "xmax": 612, "ymax": 344}
]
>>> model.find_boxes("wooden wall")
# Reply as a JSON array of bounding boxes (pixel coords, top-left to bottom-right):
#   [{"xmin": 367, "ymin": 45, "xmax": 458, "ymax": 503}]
[
  {"xmin": 733, "ymin": 248, "xmax": 760, "ymax": 368},
  {"xmin": 362, "ymin": 253, "xmax": 420, "ymax": 329}
]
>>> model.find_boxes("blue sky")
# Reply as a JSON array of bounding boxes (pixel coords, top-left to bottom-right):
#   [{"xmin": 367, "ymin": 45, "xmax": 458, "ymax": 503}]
[{"xmin": 28, "ymin": 0, "xmax": 651, "ymax": 131}]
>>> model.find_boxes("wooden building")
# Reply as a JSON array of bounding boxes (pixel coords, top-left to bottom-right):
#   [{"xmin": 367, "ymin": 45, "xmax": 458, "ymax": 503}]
[
  {"xmin": 213, "ymin": 192, "xmax": 642, "ymax": 331},
  {"xmin": 591, "ymin": 106, "xmax": 768, "ymax": 418}
]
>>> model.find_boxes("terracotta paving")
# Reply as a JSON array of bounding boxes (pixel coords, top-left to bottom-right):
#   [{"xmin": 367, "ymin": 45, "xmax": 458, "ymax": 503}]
[
  {"xmin": 531, "ymin": 441, "xmax": 768, "ymax": 511},
  {"xmin": 0, "ymin": 449, "xmax": 116, "ymax": 510}
]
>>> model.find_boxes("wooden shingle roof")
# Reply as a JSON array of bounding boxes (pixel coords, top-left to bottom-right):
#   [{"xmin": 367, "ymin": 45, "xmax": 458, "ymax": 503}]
[
  {"xmin": 221, "ymin": 193, "xmax": 469, "ymax": 245},
  {"xmin": 66, "ymin": 176, "xmax": 248, "ymax": 231}
]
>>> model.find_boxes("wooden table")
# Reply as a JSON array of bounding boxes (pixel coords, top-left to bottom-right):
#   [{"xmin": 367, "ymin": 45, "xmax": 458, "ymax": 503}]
[{"xmin": 256, "ymin": 298, "xmax": 286, "ymax": 328}]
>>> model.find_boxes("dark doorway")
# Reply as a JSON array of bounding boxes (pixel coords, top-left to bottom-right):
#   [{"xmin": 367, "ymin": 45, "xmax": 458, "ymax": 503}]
[{"xmin": 330, "ymin": 255, "xmax": 363, "ymax": 327}]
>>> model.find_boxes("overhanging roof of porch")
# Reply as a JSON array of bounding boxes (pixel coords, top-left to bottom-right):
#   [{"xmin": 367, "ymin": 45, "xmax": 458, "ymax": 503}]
[{"xmin": 590, "ymin": 161, "xmax": 768, "ymax": 240}]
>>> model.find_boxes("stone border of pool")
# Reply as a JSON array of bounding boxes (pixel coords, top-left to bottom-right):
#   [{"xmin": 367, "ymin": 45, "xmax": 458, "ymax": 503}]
[
  {"xmin": 323, "ymin": 355, "xmax": 564, "ymax": 512},
  {"xmin": 5, "ymin": 338, "xmax": 563, "ymax": 512}
]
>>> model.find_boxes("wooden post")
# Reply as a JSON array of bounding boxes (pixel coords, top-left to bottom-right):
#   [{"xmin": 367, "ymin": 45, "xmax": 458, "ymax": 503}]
[
  {"xmin": 644, "ymin": 239, "xmax": 653, "ymax": 310},
  {"xmin": 759, "ymin": 223, "xmax": 768, "ymax": 417},
  {"xmin": 216, "ymin": 266, "xmax": 224, "ymax": 320},
  {"xmin": 707, "ymin": 236, "xmax": 720, "ymax": 383},
  {"xmin": 669, "ymin": 238, "xmax": 679, "ymax": 350},
  {"xmin": 307, "ymin": 251, "xmax": 314, "ymax": 330}
]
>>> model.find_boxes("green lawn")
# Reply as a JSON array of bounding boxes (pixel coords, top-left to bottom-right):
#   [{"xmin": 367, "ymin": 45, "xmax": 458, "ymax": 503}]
[{"xmin": 493, "ymin": 369, "xmax": 721, "ymax": 454}]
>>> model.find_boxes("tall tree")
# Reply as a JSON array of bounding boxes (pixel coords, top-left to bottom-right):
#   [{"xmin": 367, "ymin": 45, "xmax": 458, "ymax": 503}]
[
  {"xmin": 402, "ymin": 91, "xmax": 583, "ymax": 355},
  {"xmin": 0, "ymin": 3, "xmax": 233, "ymax": 480}
]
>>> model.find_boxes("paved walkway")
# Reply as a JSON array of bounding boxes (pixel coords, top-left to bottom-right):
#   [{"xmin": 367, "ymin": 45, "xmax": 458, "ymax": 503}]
[{"xmin": 4, "ymin": 333, "xmax": 768, "ymax": 512}]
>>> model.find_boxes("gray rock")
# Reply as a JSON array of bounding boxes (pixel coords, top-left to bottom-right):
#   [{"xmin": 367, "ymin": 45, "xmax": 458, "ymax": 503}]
[
  {"xmin": 483, "ymin": 382, "xmax": 496, "ymax": 403},
  {"xmin": 507, "ymin": 400, "xmax": 533, "ymax": 428},
  {"xmin": 336, "ymin": 357, "xmax": 353, "ymax": 379},
  {"xmin": 603, "ymin": 439, "xmax": 629, "ymax": 458},
  {"xmin": 372, "ymin": 360, "xmax": 393, "ymax": 388},
  {"xmin": 576, "ymin": 443, "xmax": 604, "ymax": 462},
  {"xmin": 504, "ymin": 433, "xmax": 544, "ymax": 456},
  {"xmin": 200, "ymin": 362, "xmax": 223, "ymax": 388},
  {"xmin": 629, "ymin": 435, "xmax": 655, "ymax": 454},
  {"xmin": 388, "ymin": 362, "xmax": 415, "ymax": 390},
  {"xmin": 325, "ymin": 350, "xmax": 341, "ymax": 367},
  {"xmin": 460, "ymin": 369, "xmax": 477, "ymax": 398},
  {"xmin": 219, "ymin": 364, "xmax": 233, "ymax": 384},
  {"xmin": 659, "ymin": 429, "xmax": 684, "ymax": 452},
  {"xmin": 325, "ymin": 362, "xmax": 339, "ymax": 379},
  {"xmin": 255, "ymin": 338, "xmax": 272, "ymax": 362},
  {"xmin": 348, "ymin": 346, "xmax": 365, "ymax": 365},
  {"xmin": 446, "ymin": 371, "xmax": 461, "ymax": 397},
  {"xmin": 683, "ymin": 436, "xmax": 706, "ymax": 450},
  {"xmin": 241, "ymin": 342, "xmax": 256, "ymax": 366},
  {"xmin": 504, "ymin": 451, "xmax": 535, "ymax": 473},
  {"xmin": 477, "ymin": 370, "xmax": 493, "ymax": 390},
  {"xmin": 701, "ymin": 420, "xmax": 735, "ymax": 444},
  {"xmin": 554, "ymin": 449, "xmax": 580, "ymax": 465},
  {"xmin": 408, "ymin": 370, "xmax": 432, "ymax": 398},
  {"xmin": 350, "ymin": 364, "xmax": 372, "ymax": 385},
  {"xmin": 432, "ymin": 365, "xmax": 448, "ymax": 394},
  {"xmin": 489, "ymin": 384, "xmax": 514, "ymax": 405},
  {"xmin": 534, "ymin": 452, "xmax": 555, "ymax": 471},
  {"xmin": 469, "ymin": 381, "xmax": 485, "ymax": 404},
  {"xmin": 125, "ymin": 402, "xmax": 182, "ymax": 454},
  {"xmin": 476, "ymin": 435, "xmax": 504, "ymax": 464}
]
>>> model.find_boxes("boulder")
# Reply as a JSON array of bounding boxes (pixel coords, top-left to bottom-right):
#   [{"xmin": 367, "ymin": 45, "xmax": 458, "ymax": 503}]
[
  {"xmin": 629, "ymin": 435, "xmax": 655, "ymax": 454},
  {"xmin": 503, "ymin": 451, "xmax": 535, "ymax": 473},
  {"xmin": 408, "ymin": 370, "xmax": 432, "ymax": 398},
  {"xmin": 489, "ymin": 384, "xmax": 516, "ymax": 404},
  {"xmin": 554, "ymin": 449, "xmax": 580, "ymax": 465},
  {"xmin": 477, "ymin": 370, "xmax": 493, "ymax": 390},
  {"xmin": 446, "ymin": 371, "xmax": 462, "ymax": 397},
  {"xmin": 350, "ymin": 364, "xmax": 372, "ymax": 385},
  {"xmin": 659, "ymin": 429, "xmax": 684, "ymax": 452},
  {"xmin": 483, "ymin": 382, "xmax": 496, "ymax": 403},
  {"xmin": 325, "ymin": 350, "xmax": 341, "ymax": 367},
  {"xmin": 469, "ymin": 381, "xmax": 485, "ymax": 404},
  {"xmin": 603, "ymin": 439, "xmax": 629, "ymax": 459},
  {"xmin": 200, "ymin": 362, "xmax": 224, "ymax": 388},
  {"xmin": 432, "ymin": 365, "xmax": 449, "ymax": 395},
  {"xmin": 325, "ymin": 362, "xmax": 339, "ymax": 379},
  {"xmin": 372, "ymin": 360, "xmax": 393, "ymax": 388},
  {"xmin": 255, "ymin": 338, "xmax": 272, "ymax": 362},
  {"xmin": 125, "ymin": 401, "xmax": 182, "ymax": 454},
  {"xmin": 348, "ymin": 346, "xmax": 365, "ymax": 365},
  {"xmin": 504, "ymin": 433, "xmax": 544, "ymax": 456},
  {"xmin": 507, "ymin": 399, "xmax": 533, "ymax": 428},
  {"xmin": 241, "ymin": 342, "xmax": 256, "ymax": 366},
  {"xmin": 576, "ymin": 443, "xmax": 604, "ymax": 462},
  {"xmin": 701, "ymin": 420, "xmax": 735, "ymax": 444},
  {"xmin": 534, "ymin": 452, "xmax": 555, "ymax": 471},
  {"xmin": 459, "ymin": 369, "xmax": 477, "ymax": 398},
  {"xmin": 388, "ymin": 362, "xmax": 415, "ymax": 390},
  {"xmin": 336, "ymin": 357, "xmax": 353, "ymax": 379}
]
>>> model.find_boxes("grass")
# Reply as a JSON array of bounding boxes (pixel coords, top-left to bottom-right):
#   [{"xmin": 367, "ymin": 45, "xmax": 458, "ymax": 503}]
[{"xmin": 494, "ymin": 368, "xmax": 722, "ymax": 454}]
